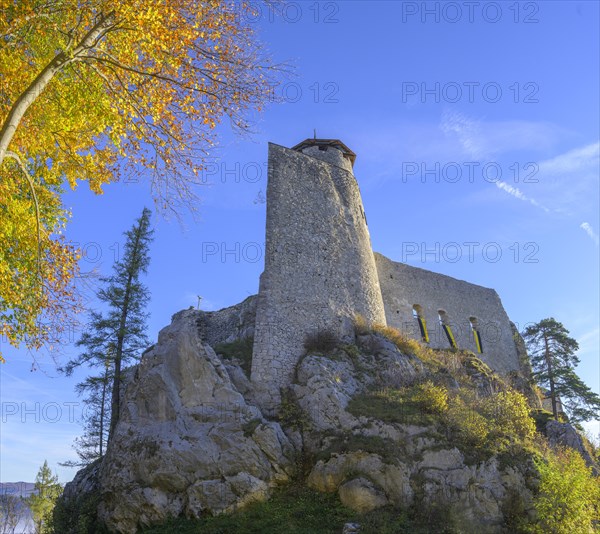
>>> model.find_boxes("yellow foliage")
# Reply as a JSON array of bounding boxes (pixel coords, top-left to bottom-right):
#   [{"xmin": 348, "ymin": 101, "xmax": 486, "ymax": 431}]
[
  {"xmin": 413, "ymin": 381, "xmax": 449, "ymax": 415},
  {"xmin": 0, "ymin": 0, "xmax": 279, "ymax": 358},
  {"xmin": 530, "ymin": 445, "xmax": 600, "ymax": 533},
  {"xmin": 482, "ymin": 390, "xmax": 536, "ymax": 441},
  {"xmin": 447, "ymin": 394, "xmax": 490, "ymax": 447}
]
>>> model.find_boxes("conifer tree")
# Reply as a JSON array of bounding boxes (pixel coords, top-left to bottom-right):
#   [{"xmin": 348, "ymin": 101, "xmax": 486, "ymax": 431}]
[
  {"xmin": 26, "ymin": 461, "xmax": 61, "ymax": 534},
  {"xmin": 523, "ymin": 318, "xmax": 600, "ymax": 423},
  {"xmin": 62, "ymin": 208, "xmax": 153, "ymax": 460}
]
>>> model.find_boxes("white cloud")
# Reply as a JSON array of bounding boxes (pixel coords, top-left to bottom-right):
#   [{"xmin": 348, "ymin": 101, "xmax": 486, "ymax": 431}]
[
  {"xmin": 580, "ymin": 222, "xmax": 600, "ymax": 245},
  {"xmin": 539, "ymin": 142, "xmax": 600, "ymax": 175},
  {"xmin": 494, "ymin": 180, "xmax": 550, "ymax": 212},
  {"xmin": 440, "ymin": 109, "xmax": 563, "ymax": 159}
]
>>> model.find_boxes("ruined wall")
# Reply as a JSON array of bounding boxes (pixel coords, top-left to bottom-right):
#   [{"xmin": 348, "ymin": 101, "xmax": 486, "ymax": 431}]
[
  {"xmin": 375, "ymin": 253, "xmax": 520, "ymax": 375},
  {"xmin": 251, "ymin": 143, "xmax": 387, "ymax": 410},
  {"xmin": 196, "ymin": 295, "xmax": 257, "ymax": 346}
]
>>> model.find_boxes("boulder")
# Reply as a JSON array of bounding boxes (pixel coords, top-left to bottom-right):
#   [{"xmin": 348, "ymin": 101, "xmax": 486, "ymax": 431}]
[{"xmin": 338, "ymin": 477, "xmax": 388, "ymax": 513}]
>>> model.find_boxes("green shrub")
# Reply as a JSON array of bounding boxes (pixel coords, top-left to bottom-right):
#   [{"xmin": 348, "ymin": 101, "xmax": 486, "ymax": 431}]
[
  {"xmin": 213, "ymin": 337, "xmax": 254, "ymax": 377},
  {"xmin": 531, "ymin": 409, "xmax": 555, "ymax": 433},
  {"xmin": 347, "ymin": 387, "xmax": 437, "ymax": 426},
  {"xmin": 278, "ymin": 390, "xmax": 311, "ymax": 432},
  {"xmin": 482, "ymin": 390, "xmax": 536, "ymax": 441},
  {"xmin": 413, "ymin": 381, "xmax": 449, "ymax": 415},
  {"xmin": 529, "ymin": 445, "xmax": 600, "ymax": 533},
  {"xmin": 303, "ymin": 329, "xmax": 339, "ymax": 354},
  {"xmin": 49, "ymin": 490, "xmax": 109, "ymax": 534},
  {"xmin": 446, "ymin": 394, "xmax": 490, "ymax": 449},
  {"xmin": 316, "ymin": 433, "xmax": 401, "ymax": 465}
]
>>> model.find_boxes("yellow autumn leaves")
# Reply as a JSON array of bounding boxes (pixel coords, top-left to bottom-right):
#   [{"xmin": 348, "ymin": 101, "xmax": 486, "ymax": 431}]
[{"xmin": 0, "ymin": 0, "xmax": 279, "ymax": 359}]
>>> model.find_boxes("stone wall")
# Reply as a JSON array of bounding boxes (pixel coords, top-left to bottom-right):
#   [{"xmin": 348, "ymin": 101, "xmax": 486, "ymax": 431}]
[
  {"xmin": 196, "ymin": 295, "xmax": 257, "ymax": 346},
  {"xmin": 375, "ymin": 253, "xmax": 521, "ymax": 375},
  {"xmin": 251, "ymin": 142, "xmax": 387, "ymax": 410}
]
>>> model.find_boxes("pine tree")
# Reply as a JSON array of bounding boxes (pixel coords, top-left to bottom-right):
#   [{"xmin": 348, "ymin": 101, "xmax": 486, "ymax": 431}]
[
  {"xmin": 26, "ymin": 461, "xmax": 61, "ymax": 534},
  {"xmin": 523, "ymin": 318, "xmax": 600, "ymax": 423},
  {"xmin": 62, "ymin": 208, "xmax": 154, "ymax": 461}
]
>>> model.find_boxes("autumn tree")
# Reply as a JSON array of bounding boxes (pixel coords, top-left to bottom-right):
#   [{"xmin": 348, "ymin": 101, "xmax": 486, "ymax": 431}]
[
  {"xmin": 531, "ymin": 445, "xmax": 600, "ymax": 533},
  {"xmin": 0, "ymin": 0, "xmax": 282, "ymax": 360},
  {"xmin": 62, "ymin": 208, "xmax": 153, "ymax": 444},
  {"xmin": 523, "ymin": 318, "xmax": 600, "ymax": 423},
  {"xmin": 26, "ymin": 461, "xmax": 62, "ymax": 534}
]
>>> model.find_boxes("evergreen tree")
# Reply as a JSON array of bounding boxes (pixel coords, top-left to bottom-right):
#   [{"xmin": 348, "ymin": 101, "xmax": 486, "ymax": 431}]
[
  {"xmin": 523, "ymin": 318, "xmax": 600, "ymax": 423},
  {"xmin": 62, "ymin": 208, "xmax": 153, "ymax": 461},
  {"xmin": 26, "ymin": 461, "xmax": 61, "ymax": 534}
]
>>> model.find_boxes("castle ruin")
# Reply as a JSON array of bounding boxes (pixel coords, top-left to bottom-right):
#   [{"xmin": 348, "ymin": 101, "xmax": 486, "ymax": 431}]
[{"xmin": 201, "ymin": 139, "xmax": 523, "ymax": 411}]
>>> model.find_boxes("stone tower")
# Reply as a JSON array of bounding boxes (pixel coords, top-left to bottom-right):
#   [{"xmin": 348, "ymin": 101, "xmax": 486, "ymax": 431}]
[{"xmin": 251, "ymin": 139, "xmax": 387, "ymax": 411}]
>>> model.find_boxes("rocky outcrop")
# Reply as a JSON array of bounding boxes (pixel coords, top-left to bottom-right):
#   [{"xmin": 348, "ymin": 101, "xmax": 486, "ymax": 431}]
[
  {"xmin": 546, "ymin": 420, "xmax": 599, "ymax": 475},
  {"xmin": 92, "ymin": 309, "xmax": 295, "ymax": 534},
  {"xmin": 295, "ymin": 335, "xmax": 537, "ymax": 531},
  {"xmin": 62, "ymin": 316, "xmax": 579, "ymax": 533}
]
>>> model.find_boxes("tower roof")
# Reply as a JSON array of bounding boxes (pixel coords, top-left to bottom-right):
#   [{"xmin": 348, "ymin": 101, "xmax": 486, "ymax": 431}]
[{"xmin": 291, "ymin": 138, "xmax": 356, "ymax": 167}]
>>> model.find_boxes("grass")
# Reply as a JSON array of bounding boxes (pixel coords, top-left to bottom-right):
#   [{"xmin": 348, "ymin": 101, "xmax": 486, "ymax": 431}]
[
  {"xmin": 139, "ymin": 485, "xmax": 358, "ymax": 534},
  {"xmin": 316, "ymin": 433, "xmax": 402, "ymax": 465},
  {"xmin": 213, "ymin": 337, "xmax": 254, "ymax": 377},
  {"xmin": 347, "ymin": 387, "xmax": 438, "ymax": 426},
  {"xmin": 139, "ymin": 484, "xmax": 428, "ymax": 534}
]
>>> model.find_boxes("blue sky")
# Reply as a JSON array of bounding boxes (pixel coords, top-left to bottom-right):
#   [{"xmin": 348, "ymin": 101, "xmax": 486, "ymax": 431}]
[{"xmin": 1, "ymin": 1, "xmax": 599, "ymax": 483}]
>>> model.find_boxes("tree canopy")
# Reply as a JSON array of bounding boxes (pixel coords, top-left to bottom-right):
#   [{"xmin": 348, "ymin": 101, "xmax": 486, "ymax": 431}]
[
  {"xmin": 27, "ymin": 460, "xmax": 62, "ymax": 534},
  {"xmin": 0, "ymin": 0, "xmax": 280, "ymax": 360},
  {"xmin": 523, "ymin": 317, "xmax": 600, "ymax": 424}
]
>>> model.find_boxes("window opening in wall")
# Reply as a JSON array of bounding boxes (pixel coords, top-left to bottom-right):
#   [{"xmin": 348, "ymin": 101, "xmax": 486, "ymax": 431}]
[
  {"xmin": 412, "ymin": 304, "xmax": 429, "ymax": 343},
  {"xmin": 470, "ymin": 316, "xmax": 483, "ymax": 354},
  {"xmin": 438, "ymin": 310, "xmax": 457, "ymax": 349}
]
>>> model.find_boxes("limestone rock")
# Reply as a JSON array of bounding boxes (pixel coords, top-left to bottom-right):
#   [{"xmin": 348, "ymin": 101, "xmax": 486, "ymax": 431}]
[
  {"xmin": 61, "ymin": 459, "xmax": 100, "ymax": 502},
  {"xmin": 307, "ymin": 452, "xmax": 413, "ymax": 508},
  {"xmin": 292, "ymin": 353, "xmax": 362, "ymax": 432},
  {"xmin": 338, "ymin": 477, "xmax": 388, "ymax": 513},
  {"xmin": 94, "ymin": 309, "xmax": 295, "ymax": 534},
  {"xmin": 546, "ymin": 420, "xmax": 599, "ymax": 475}
]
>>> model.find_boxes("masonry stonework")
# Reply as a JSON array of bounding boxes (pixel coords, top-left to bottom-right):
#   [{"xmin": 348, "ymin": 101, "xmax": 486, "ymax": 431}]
[
  {"xmin": 250, "ymin": 141, "xmax": 387, "ymax": 410},
  {"xmin": 375, "ymin": 253, "xmax": 521, "ymax": 375},
  {"xmin": 194, "ymin": 138, "xmax": 526, "ymax": 411},
  {"xmin": 196, "ymin": 295, "xmax": 257, "ymax": 346}
]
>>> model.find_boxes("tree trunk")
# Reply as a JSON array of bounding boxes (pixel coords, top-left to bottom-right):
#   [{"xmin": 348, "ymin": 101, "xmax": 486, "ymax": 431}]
[
  {"xmin": 543, "ymin": 334, "xmax": 558, "ymax": 420},
  {"xmin": 0, "ymin": 12, "xmax": 115, "ymax": 168},
  {"xmin": 99, "ymin": 363, "xmax": 109, "ymax": 457},
  {"xmin": 108, "ymin": 223, "xmax": 143, "ymax": 441}
]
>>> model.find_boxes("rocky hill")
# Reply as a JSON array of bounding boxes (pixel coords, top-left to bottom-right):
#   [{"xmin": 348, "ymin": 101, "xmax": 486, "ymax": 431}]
[{"xmin": 57, "ymin": 309, "xmax": 599, "ymax": 533}]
